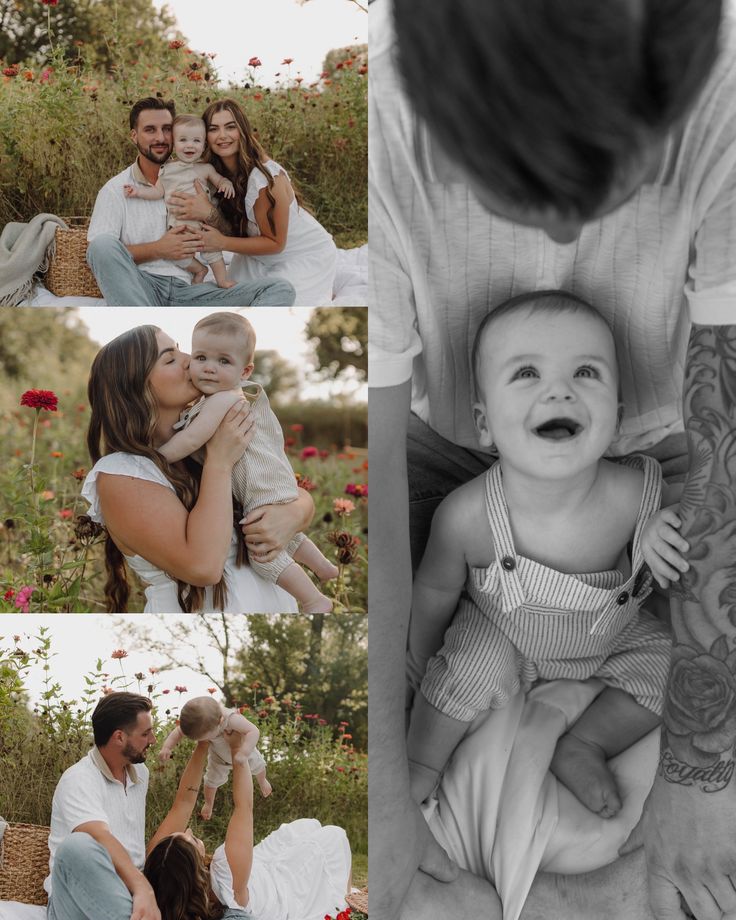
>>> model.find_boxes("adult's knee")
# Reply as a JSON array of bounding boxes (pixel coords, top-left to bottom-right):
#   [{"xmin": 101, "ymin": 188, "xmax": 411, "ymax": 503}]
[
  {"xmin": 270, "ymin": 279, "xmax": 296, "ymax": 304},
  {"xmin": 55, "ymin": 832, "xmax": 102, "ymax": 874},
  {"xmin": 86, "ymin": 233, "xmax": 124, "ymax": 267}
]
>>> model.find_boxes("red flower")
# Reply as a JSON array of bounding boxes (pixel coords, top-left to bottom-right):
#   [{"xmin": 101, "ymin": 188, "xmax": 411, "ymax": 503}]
[
  {"xmin": 248, "ymin": 56, "xmax": 262, "ymax": 68},
  {"xmin": 290, "ymin": 423, "xmax": 304, "ymax": 432},
  {"xmin": 3, "ymin": 66, "xmax": 19, "ymax": 78},
  {"xmin": 301, "ymin": 446, "xmax": 318, "ymax": 459},
  {"xmin": 21, "ymin": 389, "xmax": 58, "ymax": 411},
  {"xmin": 50, "ymin": 451, "xmax": 63, "ymax": 458},
  {"xmin": 169, "ymin": 39, "xmax": 186, "ymax": 49},
  {"xmin": 41, "ymin": 0, "xmax": 59, "ymax": 5},
  {"xmin": 174, "ymin": 685, "xmax": 187, "ymax": 693},
  {"xmin": 263, "ymin": 696, "xmax": 274, "ymax": 704},
  {"xmin": 58, "ymin": 509, "xmax": 73, "ymax": 520},
  {"xmin": 4, "ymin": 588, "xmax": 15, "ymax": 601},
  {"xmin": 207, "ymin": 687, "xmax": 217, "ymax": 694},
  {"xmin": 71, "ymin": 467, "xmax": 87, "ymax": 481},
  {"xmin": 111, "ymin": 649, "xmax": 128, "ymax": 659},
  {"xmin": 258, "ymin": 709, "xmax": 268, "ymax": 717}
]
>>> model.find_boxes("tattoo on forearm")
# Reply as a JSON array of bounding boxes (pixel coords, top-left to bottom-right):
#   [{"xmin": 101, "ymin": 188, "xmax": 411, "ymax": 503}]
[
  {"xmin": 187, "ymin": 784, "xmax": 198, "ymax": 792},
  {"xmin": 659, "ymin": 325, "xmax": 736, "ymax": 791}
]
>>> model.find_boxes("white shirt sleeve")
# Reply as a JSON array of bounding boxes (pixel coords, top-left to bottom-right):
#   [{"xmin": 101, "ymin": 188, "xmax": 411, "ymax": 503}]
[
  {"xmin": 81, "ymin": 453, "xmax": 176, "ymax": 524},
  {"xmin": 88, "ymin": 177, "xmax": 127, "ymax": 242}
]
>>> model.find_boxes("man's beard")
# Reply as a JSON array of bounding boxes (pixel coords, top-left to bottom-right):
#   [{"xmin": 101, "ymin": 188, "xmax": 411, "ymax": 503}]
[
  {"xmin": 138, "ymin": 144, "xmax": 170, "ymax": 165},
  {"xmin": 122, "ymin": 741, "xmax": 148, "ymax": 764}
]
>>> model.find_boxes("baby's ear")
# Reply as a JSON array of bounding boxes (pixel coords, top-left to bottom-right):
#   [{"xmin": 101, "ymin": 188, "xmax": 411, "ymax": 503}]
[
  {"xmin": 240, "ymin": 363, "xmax": 255, "ymax": 384},
  {"xmin": 473, "ymin": 401, "xmax": 494, "ymax": 448}
]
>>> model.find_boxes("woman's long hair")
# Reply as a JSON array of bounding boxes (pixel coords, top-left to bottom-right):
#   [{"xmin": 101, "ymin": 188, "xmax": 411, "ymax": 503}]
[
  {"xmin": 86, "ymin": 325, "xmax": 242, "ymax": 613},
  {"xmin": 144, "ymin": 836, "xmax": 224, "ymax": 920},
  {"xmin": 203, "ymin": 98, "xmax": 303, "ymax": 238}
]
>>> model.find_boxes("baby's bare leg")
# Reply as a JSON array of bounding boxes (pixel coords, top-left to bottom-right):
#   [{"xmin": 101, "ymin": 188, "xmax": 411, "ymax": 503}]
[
  {"xmin": 185, "ymin": 259, "xmax": 208, "ymax": 284},
  {"xmin": 293, "ymin": 536, "xmax": 339, "ymax": 582},
  {"xmin": 407, "ymin": 692, "xmax": 471, "ymax": 804},
  {"xmin": 277, "ymin": 561, "xmax": 332, "ymax": 613},
  {"xmin": 200, "ymin": 783, "xmax": 217, "ymax": 820},
  {"xmin": 253, "ymin": 768, "xmax": 273, "ymax": 797},
  {"xmin": 550, "ymin": 688, "xmax": 660, "ymax": 818},
  {"xmin": 209, "ymin": 257, "xmax": 236, "ymax": 289}
]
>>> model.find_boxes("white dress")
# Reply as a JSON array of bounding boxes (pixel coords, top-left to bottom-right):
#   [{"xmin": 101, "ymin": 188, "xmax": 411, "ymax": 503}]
[
  {"xmin": 81, "ymin": 453, "xmax": 297, "ymax": 613},
  {"xmin": 227, "ymin": 160, "xmax": 337, "ymax": 305},
  {"xmin": 209, "ymin": 819, "xmax": 351, "ymax": 920}
]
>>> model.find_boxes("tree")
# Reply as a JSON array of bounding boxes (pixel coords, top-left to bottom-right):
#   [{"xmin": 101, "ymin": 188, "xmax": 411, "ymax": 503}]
[
  {"xmin": 0, "ymin": 0, "xmax": 178, "ymax": 68},
  {"xmin": 305, "ymin": 307, "xmax": 367, "ymax": 383},
  {"xmin": 252, "ymin": 350, "xmax": 300, "ymax": 405}
]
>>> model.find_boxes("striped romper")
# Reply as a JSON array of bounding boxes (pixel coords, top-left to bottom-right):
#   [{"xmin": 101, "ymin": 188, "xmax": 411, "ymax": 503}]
[
  {"xmin": 422, "ymin": 456, "xmax": 672, "ymax": 722},
  {"xmin": 176, "ymin": 383, "xmax": 305, "ymax": 582}
]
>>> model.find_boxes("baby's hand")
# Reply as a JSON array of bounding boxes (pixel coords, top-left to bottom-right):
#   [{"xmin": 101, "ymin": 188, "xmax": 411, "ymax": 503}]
[
  {"xmin": 123, "ymin": 184, "xmax": 138, "ymax": 198},
  {"xmin": 641, "ymin": 506, "xmax": 689, "ymax": 590},
  {"xmin": 217, "ymin": 177, "xmax": 235, "ymax": 199},
  {"xmin": 158, "ymin": 747, "xmax": 173, "ymax": 764}
]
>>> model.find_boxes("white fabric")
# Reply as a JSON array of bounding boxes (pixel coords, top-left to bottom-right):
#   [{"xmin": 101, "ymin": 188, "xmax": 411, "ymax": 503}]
[
  {"xmin": 46, "ymin": 750, "xmax": 148, "ymax": 895},
  {"xmin": 0, "ymin": 903, "xmax": 45, "ymax": 920},
  {"xmin": 24, "ymin": 245, "xmax": 367, "ymax": 306},
  {"xmin": 81, "ymin": 453, "xmax": 297, "ymax": 614},
  {"xmin": 209, "ymin": 819, "xmax": 351, "ymax": 920},
  {"xmin": 87, "ymin": 161, "xmax": 191, "ymax": 282},
  {"xmin": 228, "ymin": 160, "xmax": 338, "ymax": 306},
  {"xmin": 424, "ymin": 678, "xmax": 658, "ymax": 920},
  {"xmin": 369, "ymin": 0, "xmax": 736, "ymax": 456}
]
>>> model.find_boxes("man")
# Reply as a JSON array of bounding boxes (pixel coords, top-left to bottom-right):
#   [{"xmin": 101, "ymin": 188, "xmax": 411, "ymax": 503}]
[
  {"xmin": 369, "ymin": 0, "xmax": 736, "ymax": 918},
  {"xmin": 46, "ymin": 692, "xmax": 159, "ymax": 920},
  {"xmin": 86, "ymin": 97, "xmax": 295, "ymax": 307}
]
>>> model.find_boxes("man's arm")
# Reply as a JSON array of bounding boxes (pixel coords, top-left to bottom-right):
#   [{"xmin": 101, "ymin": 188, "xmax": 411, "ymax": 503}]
[
  {"xmin": 157, "ymin": 392, "xmax": 242, "ymax": 463},
  {"xmin": 73, "ymin": 822, "xmax": 159, "ymax": 920},
  {"xmin": 640, "ymin": 324, "xmax": 736, "ymax": 920}
]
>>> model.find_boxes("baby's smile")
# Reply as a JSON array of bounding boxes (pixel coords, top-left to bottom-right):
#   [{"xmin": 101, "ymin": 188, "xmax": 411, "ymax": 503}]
[{"xmin": 532, "ymin": 417, "xmax": 584, "ymax": 441}]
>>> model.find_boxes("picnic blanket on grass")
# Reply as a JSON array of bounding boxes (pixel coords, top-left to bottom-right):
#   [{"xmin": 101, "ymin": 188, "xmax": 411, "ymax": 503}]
[{"xmin": 0, "ymin": 214, "xmax": 66, "ymax": 306}]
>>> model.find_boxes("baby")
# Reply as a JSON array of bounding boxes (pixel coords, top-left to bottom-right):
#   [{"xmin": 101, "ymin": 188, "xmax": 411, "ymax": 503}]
[
  {"xmin": 124, "ymin": 114, "xmax": 236, "ymax": 289},
  {"xmin": 406, "ymin": 290, "xmax": 688, "ymax": 817},
  {"xmin": 158, "ymin": 311, "xmax": 338, "ymax": 613},
  {"xmin": 159, "ymin": 695, "xmax": 271, "ymax": 818}
]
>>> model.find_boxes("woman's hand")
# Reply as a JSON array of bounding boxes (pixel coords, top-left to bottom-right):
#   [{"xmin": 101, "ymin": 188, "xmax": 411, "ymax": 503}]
[
  {"xmin": 200, "ymin": 223, "xmax": 228, "ymax": 253},
  {"xmin": 241, "ymin": 489, "xmax": 313, "ymax": 561},
  {"xmin": 167, "ymin": 179, "xmax": 213, "ymax": 223},
  {"xmin": 205, "ymin": 401, "xmax": 254, "ymax": 469}
]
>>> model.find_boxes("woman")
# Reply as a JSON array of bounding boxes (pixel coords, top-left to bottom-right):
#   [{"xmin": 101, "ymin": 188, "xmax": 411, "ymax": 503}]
[
  {"xmin": 81, "ymin": 325, "xmax": 313, "ymax": 613},
  {"xmin": 170, "ymin": 99, "xmax": 337, "ymax": 306},
  {"xmin": 145, "ymin": 732, "xmax": 352, "ymax": 920}
]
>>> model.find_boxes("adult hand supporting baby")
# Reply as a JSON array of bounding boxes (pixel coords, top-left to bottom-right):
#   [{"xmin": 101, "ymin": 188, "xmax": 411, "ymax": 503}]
[
  {"xmin": 168, "ymin": 179, "xmax": 212, "ymax": 223},
  {"xmin": 155, "ymin": 225, "xmax": 204, "ymax": 261},
  {"xmin": 241, "ymin": 489, "xmax": 314, "ymax": 561}
]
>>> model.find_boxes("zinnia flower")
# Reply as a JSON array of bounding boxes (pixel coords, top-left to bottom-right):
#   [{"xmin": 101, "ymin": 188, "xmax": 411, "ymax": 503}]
[
  {"xmin": 174, "ymin": 685, "xmax": 187, "ymax": 693},
  {"xmin": 301, "ymin": 446, "xmax": 318, "ymax": 459},
  {"xmin": 282, "ymin": 57, "xmax": 293, "ymax": 65},
  {"xmin": 169, "ymin": 39, "xmax": 186, "ymax": 49},
  {"xmin": 111, "ymin": 649, "xmax": 128, "ymax": 660},
  {"xmin": 41, "ymin": 0, "xmax": 59, "ymax": 5},
  {"xmin": 58, "ymin": 509, "xmax": 73, "ymax": 520},
  {"xmin": 20, "ymin": 389, "xmax": 58, "ymax": 411},
  {"xmin": 248, "ymin": 56, "xmax": 262, "ymax": 68},
  {"xmin": 290, "ymin": 423, "xmax": 304, "ymax": 432},
  {"xmin": 333, "ymin": 498, "xmax": 355, "ymax": 516},
  {"xmin": 14, "ymin": 585, "xmax": 34, "ymax": 613}
]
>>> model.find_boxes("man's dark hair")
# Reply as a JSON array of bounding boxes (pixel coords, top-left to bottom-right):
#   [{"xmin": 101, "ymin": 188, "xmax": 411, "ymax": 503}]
[
  {"xmin": 393, "ymin": 0, "xmax": 722, "ymax": 219},
  {"xmin": 92, "ymin": 692, "xmax": 153, "ymax": 747},
  {"xmin": 129, "ymin": 97, "xmax": 176, "ymax": 131}
]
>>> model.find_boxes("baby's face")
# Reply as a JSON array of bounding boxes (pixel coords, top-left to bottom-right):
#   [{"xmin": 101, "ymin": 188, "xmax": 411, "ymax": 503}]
[
  {"xmin": 474, "ymin": 308, "xmax": 620, "ymax": 480},
  {"xmin": 190, "ymin": 329, "xmax": 251, "ymax": 394},
  {"xmin": 173, "ymin": 123, "xmax": 206, "ymax": 163}
]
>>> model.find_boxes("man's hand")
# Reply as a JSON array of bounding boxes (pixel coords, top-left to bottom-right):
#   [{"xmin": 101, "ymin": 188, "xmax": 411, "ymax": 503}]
[
  {"xmin": 640, "ymin": 506, "xmax": 689, "ymax": 589},
  {"xmin": 622, "ymin": 773, "xmax": 736, "ymax": 919},
  {"xmin": 155, "ymin": 225, "xmax": 203, "ymax": 261},
  {"xmin": 130, "ymin": 886, "xmax": 161, "ymax": 920}
]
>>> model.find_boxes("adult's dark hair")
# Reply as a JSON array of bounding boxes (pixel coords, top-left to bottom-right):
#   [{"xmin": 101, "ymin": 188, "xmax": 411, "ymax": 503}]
[
  {"xmin": 393, "ymin": 0, "xmax": 722, "ymax": 218},
  {"xmin": 145, "ymin": 835, "xmax": 225, "ymax": 920},
  {"xmin": 87, "ymin": 325, "xmax": 243, "ymax": 613},
  {"xmin": 92, "ymin": 692, "xmax": 153, "ymax": 747},
  {"xmin": 130, "ymin": 97, "xmax": 176, "ymax": 131}
]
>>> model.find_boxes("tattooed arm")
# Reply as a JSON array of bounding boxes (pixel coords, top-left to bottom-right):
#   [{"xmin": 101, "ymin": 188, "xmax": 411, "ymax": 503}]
[{"xmin": 641, "ymin": 325, "xmax": 736, "ymax": 920}]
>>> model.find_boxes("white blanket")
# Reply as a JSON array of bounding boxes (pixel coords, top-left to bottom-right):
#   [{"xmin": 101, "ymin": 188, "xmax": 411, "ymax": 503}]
[
  {"xmin": 424, "ymin": 678, "xmax": 658, "ymax": 920},
  {"xmin": 0, "ymin": 904, "xmax": 45, "ymax": 920},
  {"xmin": 26, "ymin": 245, "xmax": 367, "ymax": 307}
]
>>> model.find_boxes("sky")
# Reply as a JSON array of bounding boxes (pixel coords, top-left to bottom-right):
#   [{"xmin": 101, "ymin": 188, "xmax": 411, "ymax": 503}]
[
  {"xmin": 1, "ymin": 614, "xmax": 244, "ymax": 713},
  {"xmin": 75, "ymin": 307, "xmax": 367, "ymax": 402},
  {"xmin": 152, "ymin": 0, "xmax": 367, "ymax": 86}
]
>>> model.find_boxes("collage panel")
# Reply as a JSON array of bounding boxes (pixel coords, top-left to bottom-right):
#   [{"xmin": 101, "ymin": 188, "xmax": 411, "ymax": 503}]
[
  {"xmin": 0, "ymin": 0, "xmax": 366, "ymax": 308},
  {"xmin": 0, "ymin": 613, "xmax": 367, "ymax": 916},
  {"xmin": 0, "ymin": 306, "xmax": 366, "ymax": 615}
]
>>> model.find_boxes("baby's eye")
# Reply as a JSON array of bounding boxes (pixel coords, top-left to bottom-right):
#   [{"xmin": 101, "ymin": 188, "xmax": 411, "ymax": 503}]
[
  {"xmin": 574, "ymin": 365, "xmax": 600, "ymax": 379},
  {"xmin": 219, "ymin": 358, "xmax": 231, "ymax": 365},
  {"xmin": 512, "ymin": 365, "xmax": 538, "ymax": 380}
]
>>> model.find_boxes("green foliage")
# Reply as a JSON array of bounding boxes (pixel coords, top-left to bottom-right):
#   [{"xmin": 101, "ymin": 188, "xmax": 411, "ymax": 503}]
[
  {"xmin": 0, "ymin": 36, "xmax": 367, "ymax": 246},
  {"xmin": 306, "ymin": 307, "xmax": 367, "ymax": 382},
  {"xmin": 0, "ymin": 631, "xmax": 367, "ymax": 869}
]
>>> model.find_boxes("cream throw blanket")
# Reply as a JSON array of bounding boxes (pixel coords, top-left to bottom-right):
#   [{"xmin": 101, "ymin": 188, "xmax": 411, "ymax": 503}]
[{"xmin": 0, "ymin": 214, "xmax": 67, "ymax": 305}]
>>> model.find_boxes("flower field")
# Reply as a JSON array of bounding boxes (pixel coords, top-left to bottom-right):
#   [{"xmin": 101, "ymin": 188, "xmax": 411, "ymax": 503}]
[
  {"xmin": 0, "ymin": 387, "xmax": 367, "ymax": 613},
  {"xmin": 0, "ymin": 629, "xmax": 367, "ymax": 881}
]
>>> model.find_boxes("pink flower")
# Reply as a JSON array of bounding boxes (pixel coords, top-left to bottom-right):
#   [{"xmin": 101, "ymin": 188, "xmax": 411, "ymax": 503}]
[
  {"xmin": 207, "ymin": 687, "xmax": 217, "ymax": 694},
  {"xmin": 333, "ymin": 498, "xmax": 355, "ymax": 516},
  {"xmin": 345, "ymin": 483, "xmax": 368, "ymax": 498},
  {"xmin": 39, "ymin": 69, "xmax": 52, "ymax": 83},
  {"xmin": 14, "ymin": 585, "xmax": 34, "ymax": 613},
  {"xmin": 162, "ymin": 689, "xmax": 170, "ymax": 695},
  {"xmin": 174, "ymin": 685, "xmax": 187, "ymax": 693},
  {"xmin": 290, "ymin": 423, "xmax": 304, "ymax": 432},
  {"xmin": 20, "ymin": 389, "xmax": 58, "ymax": 411},
  {"xmin": 40, "ymin": 490, "xmax": 55, "ymax": 501},
  {"xmin": 248, "ymin": 56, "xmax": 262, "ymax": 68},
  {"xmin": 111, "ymin": 649, "xmax": 128, "ymax": 660},
  {"xmin": 58, "ymin": 509, "xmax": 73, "ymax": 520},
  {"xmin": 301, "ymin": 446, "xmax": 318, "ymax": 459}
]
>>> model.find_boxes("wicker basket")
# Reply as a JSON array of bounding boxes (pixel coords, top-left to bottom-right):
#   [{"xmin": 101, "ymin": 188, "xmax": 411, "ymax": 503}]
[
  {"xmin": 45, "ymin": 217, "xmax": 102, "ymax": 299},
  {"xmin": 0, "ymin": 822, "xmax": 50, "ymax": 906},
  {"xmin": 347, "ymin": 887, "xmax": 368, "ymax": 915}
]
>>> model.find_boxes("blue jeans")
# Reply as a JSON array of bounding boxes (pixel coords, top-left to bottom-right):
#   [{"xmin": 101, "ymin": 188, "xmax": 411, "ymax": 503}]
[
  {"xmin": 87, "ymin": 235, "xmax": 296, "ymax": 306},
  {"xmin": 407, "ymin": 413, "xmax": 689, "ymax": 571},
  {"xmin": 46, "ymin": 834, "xmax": 133, "ymax": 920}
]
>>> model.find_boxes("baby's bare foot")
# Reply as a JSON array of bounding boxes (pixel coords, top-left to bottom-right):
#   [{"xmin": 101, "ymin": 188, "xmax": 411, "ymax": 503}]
[
  {"xmin": 314, "ymin": 560, "xmax": 339, "ymax": 582},
  {"xmin": 550, "ymin": 732, "xmax": 622, "ymax": 818},
  {"xmin": 200, "ymin": 804, "xmax": 213, "ymax": 820},
  {"xmin": 191, "ymin": 266, "xmax": 208, "ymax": 284},
  {"xmin": 258, "ymin": 776, "xmax": 273, "ymax": 797},
  {"xmin": 301, "ymin": 594, "xmax": 333, "ymax": 614},
  {"xmin": 218, "ymin": 279, "xmax": 237, "ymax": 289}
]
